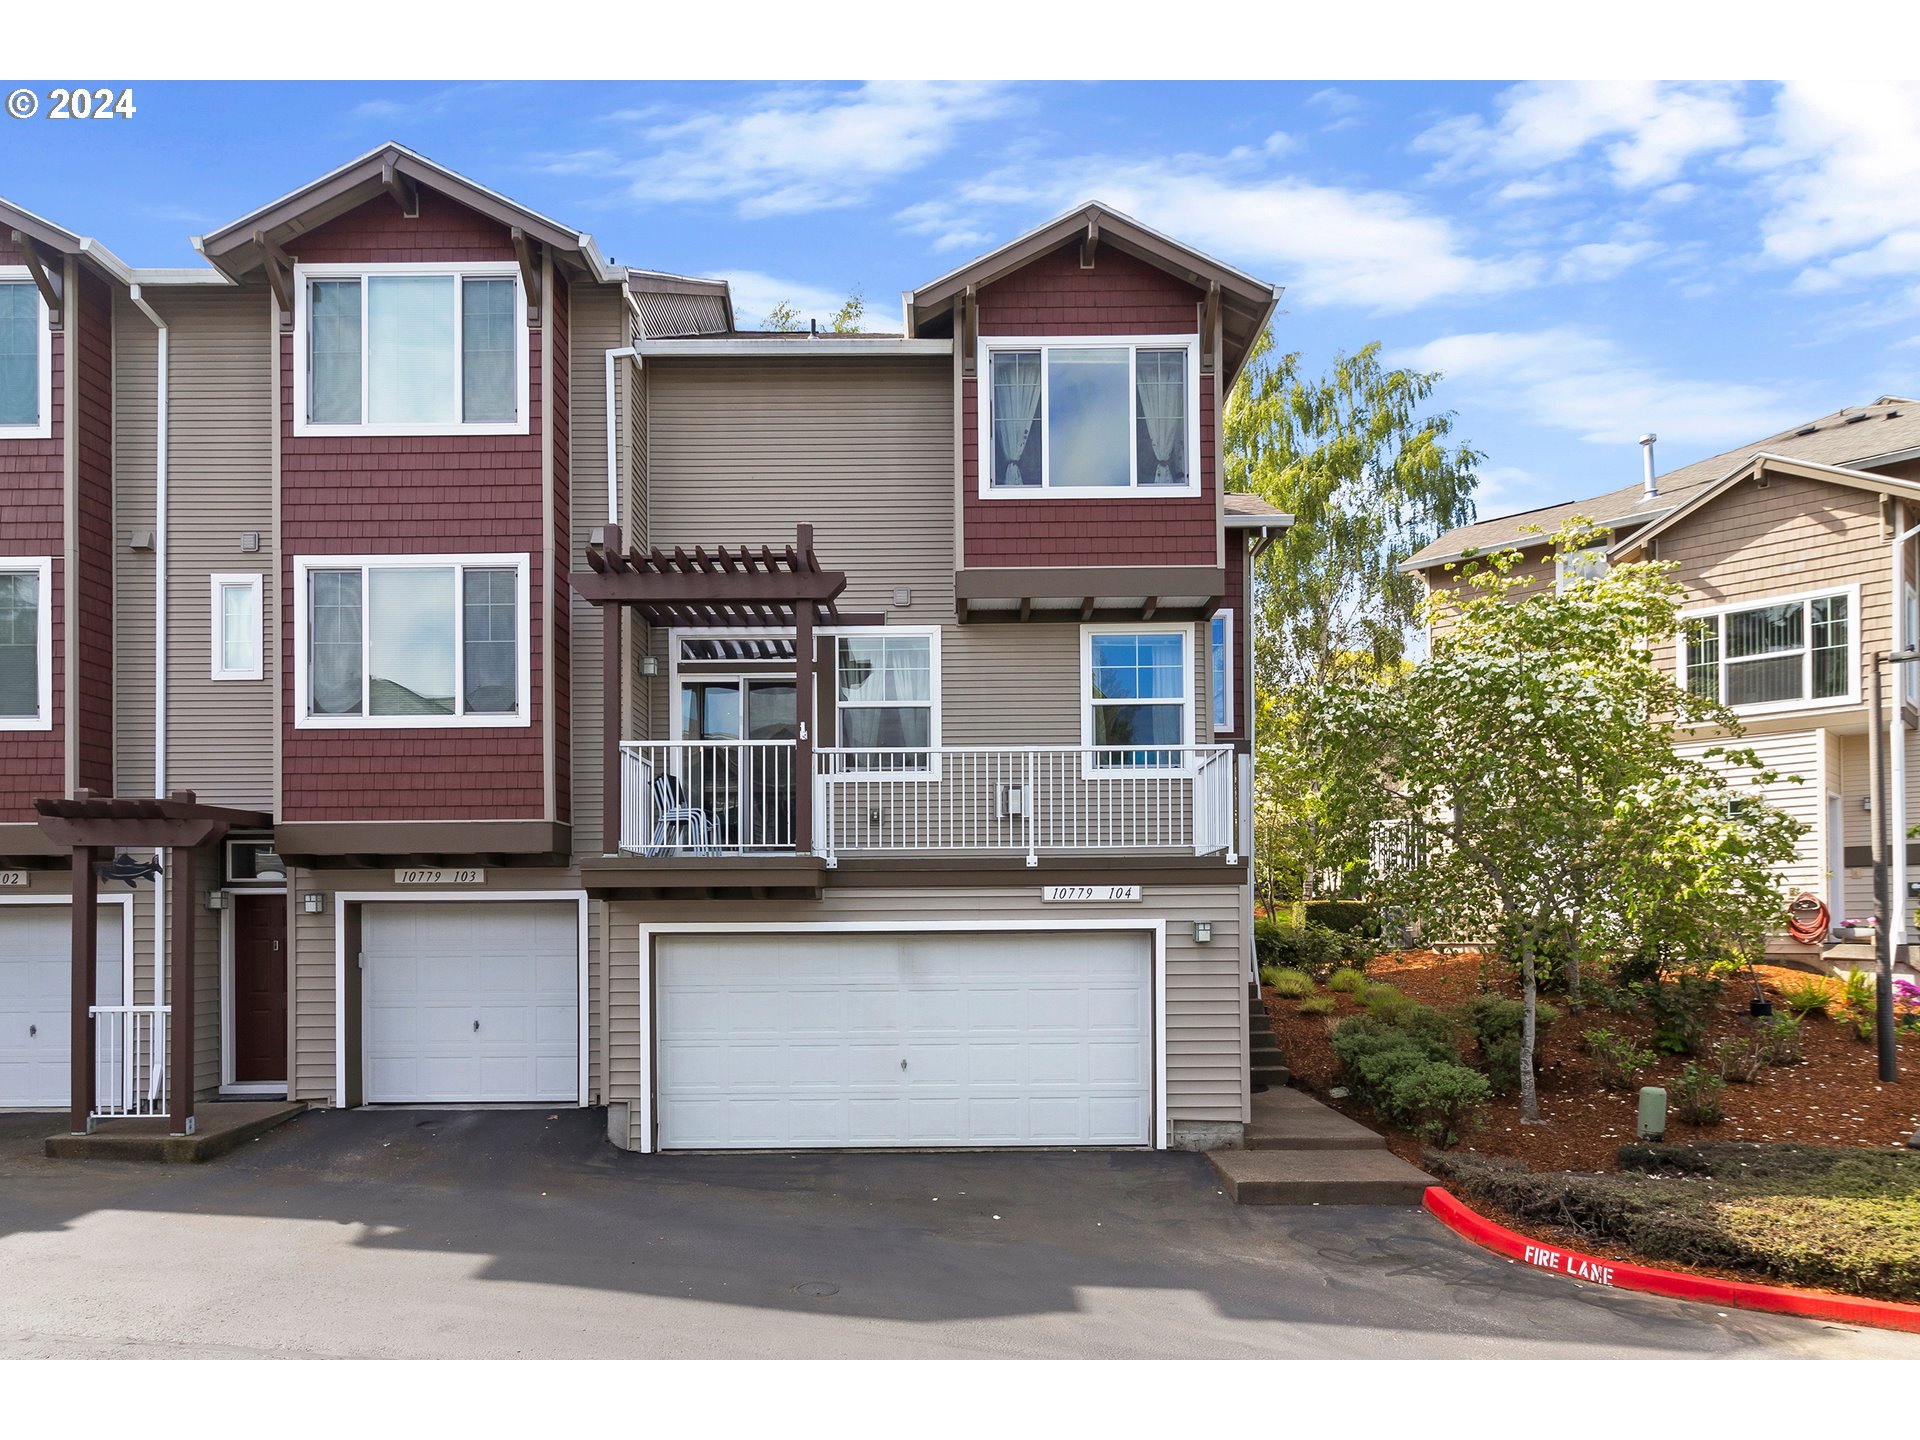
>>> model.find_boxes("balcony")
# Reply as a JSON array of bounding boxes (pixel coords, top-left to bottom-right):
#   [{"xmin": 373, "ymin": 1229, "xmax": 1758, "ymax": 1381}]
[{"xmin": 616, "ymin": 740, "xmax": 1239, "ymax": 863}]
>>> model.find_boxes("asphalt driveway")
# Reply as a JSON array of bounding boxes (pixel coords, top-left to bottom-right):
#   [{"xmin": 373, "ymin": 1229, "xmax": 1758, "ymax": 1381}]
[{"xmin": 0, "ymin": 1107, "xmax": 1911, "ymax": 1359}]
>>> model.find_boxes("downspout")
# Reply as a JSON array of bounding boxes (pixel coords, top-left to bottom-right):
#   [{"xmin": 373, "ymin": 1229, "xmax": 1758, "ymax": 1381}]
[
  {"xmin": 1892, "ymin": 505, "xmax": 1920, "ymax": 950},
  {"xmin": 129, "ymin": 286, "xmax": 168, "ymax": 1014}
]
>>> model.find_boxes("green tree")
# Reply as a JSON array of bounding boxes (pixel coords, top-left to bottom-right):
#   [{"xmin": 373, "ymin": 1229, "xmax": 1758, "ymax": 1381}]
[
  {"xmin": 762, "ymin": 300, "xmax": 803, "ymax": 332},
  {"xmin": 1320, "ymin": 526, "xmax": 1800, "ymax": 1121},
  {"xmin": 1225, "ymin": 330, "xmax": 1481, "ymax": 900},
  {"xmin": 830, "ymin": 290, "xmax": 866, "ymax": 333}
]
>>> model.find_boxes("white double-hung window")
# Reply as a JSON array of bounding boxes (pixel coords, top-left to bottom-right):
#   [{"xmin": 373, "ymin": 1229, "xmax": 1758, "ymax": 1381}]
[
  {"xmin": 293, "ymin": 554, "xmax": 529, "ymax": 727},
  {"xmin": 834, "ymin": 629, "xmax": 940, "ymax": 772},
  {"xmin": 0, "ymin": 557, "xmax": 52, "ymax": 730},
  {"xmin": 294, "ymin": 263, "xmax": 527, "ymax": 436},
  {"xmin": 1679, "ymin": 587, "xmax": 1857, "ymax": 712},
  {"xmin": 980, "ymin": 336, "xmax": 1199, "ymax": 495},
  {"xmin": 1081, "ymin": 623, "xmax": 1192, "ymax": 771},
  {"xmin": 0, "ymin": 272, "xmax": 52, "ymax": 438}
]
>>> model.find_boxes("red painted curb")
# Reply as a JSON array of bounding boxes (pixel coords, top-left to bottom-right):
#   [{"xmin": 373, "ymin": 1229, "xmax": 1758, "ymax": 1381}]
[{"xmin": 1423, "ymin": 1185, "xmax": 1920, "ymax": 1335}]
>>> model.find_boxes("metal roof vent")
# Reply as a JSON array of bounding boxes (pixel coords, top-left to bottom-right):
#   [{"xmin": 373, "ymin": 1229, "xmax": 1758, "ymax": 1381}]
[{"xmin": 1639, "ymin": 433, "xmax": 1658, "ymax": 500}]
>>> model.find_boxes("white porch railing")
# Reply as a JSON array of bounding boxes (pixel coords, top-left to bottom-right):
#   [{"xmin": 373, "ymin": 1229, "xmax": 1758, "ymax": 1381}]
[
  {"xmin": 620, "ymin": 740, "xmax": 798, "ymax": 855},
  {"xmin": 816, "ymin": 744, "xmax": 1238, "ymax": 864},
  {"xmin": 90, "ymin": 1004, "xmax": 169, "ymax": 1118}
]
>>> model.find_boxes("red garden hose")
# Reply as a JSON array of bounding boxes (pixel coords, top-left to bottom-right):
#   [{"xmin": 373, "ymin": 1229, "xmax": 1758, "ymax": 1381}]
[{"xmin": 1786, "ymin": 893, "xmax": 1830, "ymax": 946}]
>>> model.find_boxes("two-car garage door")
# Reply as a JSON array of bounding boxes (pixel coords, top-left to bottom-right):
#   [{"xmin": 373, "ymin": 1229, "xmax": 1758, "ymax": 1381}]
[{"xmin": 655, "ymin": 931, "xmax": 1153, "ymax": 1149}]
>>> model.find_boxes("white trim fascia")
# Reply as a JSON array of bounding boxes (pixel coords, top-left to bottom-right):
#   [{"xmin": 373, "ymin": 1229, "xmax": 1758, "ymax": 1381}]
[
  {"xmin": 1079, "ymin": 620, "xmax": 1197, "ymax": 779},
  {"xmin": 1677, "ymin": 582, "xmax": 1864, "ymax": 716},
  {"xmin": 209, "ymin": 572, "xmax": 265, "ymax": 682},
  {"xmin": 635, "ymin": 918, "xmax": 1168, "ymax": 1152},
  {"xmin": 219, "ymin": 887, "xmax": 289, "ymax": 1094},
  {"xmin": 0, "ymin": 271, "xmax": 54, "ymax": 440},
  {"xmin": 291, "ymin": 553, "xmax": 532, "ymax": 730},
  {"xmin": 977, "ymin": 334, "xmax": 1202, "ymax": 500},
  {"xmin": 330, "ymin": 889, "xmax": 591, "ymax": 1111},
  {"xmin": 633, "ymin": 338, "xmax": 951, "ymax": 357},
  {"xmin": 290, "ymin": 261, "xmax": 531, "ymax": 439},
  {"xmin": 0, "ymin": 556, "xmax": 55, "ymax": 731}
]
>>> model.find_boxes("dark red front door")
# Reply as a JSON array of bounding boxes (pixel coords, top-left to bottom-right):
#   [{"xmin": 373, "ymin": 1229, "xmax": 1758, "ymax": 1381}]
[{"xmin": 232, "ymin": 894, "xmax": 288, "ymax": 1085}]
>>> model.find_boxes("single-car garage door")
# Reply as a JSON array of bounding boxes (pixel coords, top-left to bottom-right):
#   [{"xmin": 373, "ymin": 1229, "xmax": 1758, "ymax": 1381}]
[
  {"xmin": 361, "ymin": 902, "xmax": 578, "ymax": 1104},
  {"xmin": 0, "ymin": 905, "xmax": 126, "ymax": 1109},
  {"xmin": 655, "ymin": 931, "xmax": 1152, "ymax": 1149}
]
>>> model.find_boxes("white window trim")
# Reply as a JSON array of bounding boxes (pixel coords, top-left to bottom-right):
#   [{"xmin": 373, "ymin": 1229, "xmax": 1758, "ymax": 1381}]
[
  {"xmin": 1210, "ymin": 609, "xmax": 1234, "ymax": 735},
  {"xmin": 976, "ymin": 334, "xmax": 1202, "ymax": 499},
  {"xmin": 291, "ymin": 261, "xmax": 530, "ymax": 438},
  {"xmin": 1677, "ymin": 583, "xmax": 1862, "ymax": 717},
  {"xmin": 0, "ymin": 556, "xmax": 54, "ymax": 731},
  {"xmin": 210, "ymin": 572, "xmax": 265, "ymax": 682},
  {"xmin": 831, "ymin": 624, "xmax": 943, "ymax": 779},
  {"xmin": 1080, "ymin": 621, "xmax": 1196, "ymax": 778},
  {"xmin": 291, "ymin": 552, "xmax": 532, "ymax": 730},
  {"xmin": 1906, "ymin": 581, "xmax": 1918, "ymax": 705},
  {"xmin": 0, "ymin": 269, "xmax": 54, "ymax": 440}
]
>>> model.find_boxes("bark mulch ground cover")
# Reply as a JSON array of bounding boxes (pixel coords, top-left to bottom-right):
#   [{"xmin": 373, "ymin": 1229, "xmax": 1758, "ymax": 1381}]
[{"xmin": 1262, "ymin": 950, "xmax": 1920, "ymax": 1173}]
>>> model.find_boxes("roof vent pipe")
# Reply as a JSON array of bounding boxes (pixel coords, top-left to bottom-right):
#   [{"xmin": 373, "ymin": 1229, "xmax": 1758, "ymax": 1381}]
[{"xmin": 1639, "ymin": 433, "xmax": 1659, "ymax": 500}]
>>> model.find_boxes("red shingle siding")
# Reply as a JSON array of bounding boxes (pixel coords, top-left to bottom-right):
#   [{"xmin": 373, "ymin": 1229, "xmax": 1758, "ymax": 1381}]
[
  {"xmin": 73, "ymin": 267, "xmax": 114, "ymax": 793},
  {"xmin": 278, "ymin": 194, "xmax": 549, "ymax": 824},
  {"xmin": 962, "ymin": 244, "xmax": 1217, "ymax": 568},
  {"xmin": 0, "ymin": 233, "xmax": 64, "ymax": 820}
]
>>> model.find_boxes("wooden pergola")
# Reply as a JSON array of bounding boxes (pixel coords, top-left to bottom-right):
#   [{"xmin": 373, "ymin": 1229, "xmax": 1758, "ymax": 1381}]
[
  {"xmin": 35, "ymin": 789, "xmax": 272, "ymax": 1136},
  {"xmin": 572, "ymin": 524, "xmax": 881, "ymax": 855}
]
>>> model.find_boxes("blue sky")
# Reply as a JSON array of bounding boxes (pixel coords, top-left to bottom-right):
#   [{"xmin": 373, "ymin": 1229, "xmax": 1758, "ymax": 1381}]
[{"xmin": 6, "ymin": 78, "xmax": 1920, "ymax": 521}]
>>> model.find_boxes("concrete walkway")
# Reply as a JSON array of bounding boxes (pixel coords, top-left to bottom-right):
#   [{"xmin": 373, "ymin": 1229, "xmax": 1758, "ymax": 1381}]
[{"xmin": 0, "ymin": 1109, "xmax": 1912, "ymax": 1359}]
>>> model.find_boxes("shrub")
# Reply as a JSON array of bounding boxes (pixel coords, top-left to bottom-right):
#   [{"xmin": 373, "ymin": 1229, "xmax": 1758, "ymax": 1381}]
[
  {"xmin": 1327, "ymin": 967, "xmax": 1368, "ymax": 994},
  {"xmin": 1298, "ymin": 994, "xmax": 1336, "ymax": 1016},
  {"xmin": 1459, "ymin": 993, "xmax": 1561, "ymax": 1096},
  {"xmin": 1261, "ymin": 966, "xmax": 1315, "ymax": 998},
  {"xmin": 1255, "ymin": 920, "xmax": 1372, "ymax": 980},
  {"xmin": 1713, "ymin": 1036, "xmax": 1764, "ymax": 1084},
  {"xmin": 1382, "ymin": 1061, "xmax": 1490, "ymax": 1148},
  {"xmin": 1643, "ymin": 973, "xmax": 1724, "ymax": 1056},
  {"xmin": 1302, "ymin": 900, "xmax": 1376, "ymax": 935},
  {"xmin": 1837, "ymin": 970, "xmax": 1877, "ymax": 1043},
  {"xmin": 1329, "ymin": 1008, "xmax": 1483, "ymax": 1145},
  {"xmin": 1592, "ymin": 982, "xmax": 1640, "ymax": 1016},
  {"xmin": 1671, "ymin": 1062, "xmax": 1726, "ymax": 1126},
  {"xmin": 1759, "ymin": 1014, "xmax": 1804, "ymax": 1066},
  {"xmin": 1582, "ymin": 1027, "xmax": 1658, "ymax": 1091},
  {"xmin": 1778, "ymin": 974, "xmax": 1835, "ymax": 1018}
]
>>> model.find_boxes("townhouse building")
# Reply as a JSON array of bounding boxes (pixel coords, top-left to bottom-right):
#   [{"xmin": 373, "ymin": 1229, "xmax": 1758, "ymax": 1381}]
[
  {"xmin": 0, "ymin": 145, "xmax": 1286, "ymax": 1153},
  {"xmin": 1407, "ymin": 402, "xmax": 1920, "ymax": 966}
]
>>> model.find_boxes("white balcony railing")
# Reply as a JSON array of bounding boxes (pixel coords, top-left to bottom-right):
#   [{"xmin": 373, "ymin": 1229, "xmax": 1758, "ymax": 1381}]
[
  {"xmin": 620, "ymin": 740, "xmax": 798, "ymax": 855},
  {"xmin": 90, "ymin": 1004, "xmax": 168, "ymax": 1118}
]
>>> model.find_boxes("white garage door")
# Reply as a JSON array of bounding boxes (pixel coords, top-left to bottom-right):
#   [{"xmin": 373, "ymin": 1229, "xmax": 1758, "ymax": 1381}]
[
  {"xmin": 361, "ymin": 902, "xmax": 577, "ymax": 1104},
  {"xmin": 0, "ymin": 905, "xmax": 126, "ymax": 1109},
  {"xmin": 655, "ymin": 931, "xmax": 1152, "ymax": 1149}
]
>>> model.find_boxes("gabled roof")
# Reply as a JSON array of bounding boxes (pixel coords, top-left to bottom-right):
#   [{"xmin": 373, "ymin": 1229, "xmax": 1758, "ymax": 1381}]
[
  {"xmin": 1611, "ymin": 452, "xmax": 1920, "ymax": 558},
  {"xmin": 1405, "ymin": 395, "xmax": 1920, "ymax": 570},
  {"xmin": 1, "ymin": 195, "xmax": 227, "ymax": 290},
  {"xmin": 906, "ymin": 201, "xmax": 1280, "ymax": 386},
  {"xmin": 194, "ymin": 141, "xmax": 616, "ymax": 283}
]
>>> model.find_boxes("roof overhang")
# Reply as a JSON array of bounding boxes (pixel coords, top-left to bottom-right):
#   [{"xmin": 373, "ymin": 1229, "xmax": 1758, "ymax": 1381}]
[
  {"xmin": 1610, "ymin": 452, "xmax": 1920, "ymax": 559},
  {"xmin": 633, "ymin": 337, "xmax": 951, "ymax": 359},
  {"xmin": 194, "ymin": 142, "xmax": 616, "ymax": 284},
  {"xmin": 954, "ymin": 565, "xmax": 1224, "ymax": 625},
  {"xmin": 907, "ymin": 202, "xmax": 1279, "ymax": 387}
]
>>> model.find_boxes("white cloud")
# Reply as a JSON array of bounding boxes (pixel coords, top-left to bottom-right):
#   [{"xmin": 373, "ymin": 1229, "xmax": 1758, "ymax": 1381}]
[
  {"xmin": 900, "ymin": 153, "xmax": 1541, "ymax": 312},
  {"xmin": 546, "ymin": 82, "xmax": 1010, "ymax": 219},
  {"xmin": 1742, "ymin": 81, "xmax": 1920, "ymax": 292},
  {"xmin": 1399, "ymin": 327, "xmax": 1790, "ymax": 449},
  {"xmin": 718, "ymin": 270, "xmax": 856, "ymax": 332},
  {"xmin": 1554, "ymin": 239, "xmax": 1662, "ymax": 283},
  {"xmin": 1416, "ymin": 82, "xmax": 1749, "ymax": 189},
  {"xmin": 1471, "ymin": 464, "xmax": 1547, "ymax": 519}
]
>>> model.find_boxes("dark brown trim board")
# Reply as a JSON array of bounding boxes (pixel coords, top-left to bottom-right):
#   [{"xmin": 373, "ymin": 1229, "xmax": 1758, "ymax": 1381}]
[
  {"xmin": 956, "ymin": 566, "xmax": 1225, "ymax": 604},
  {"xmin": 578, "ymin": 851, "xmax": 1240, "ymax": 898},
  {"xmin": 273, "ymin": 821, "xmax": 571, "ymax": 865}
]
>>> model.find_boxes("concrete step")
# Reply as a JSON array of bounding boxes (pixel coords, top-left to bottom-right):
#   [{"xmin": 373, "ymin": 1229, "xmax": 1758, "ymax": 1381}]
[
  {"xmin": 1244, "ymin": 1087, "xmax": 1386, "ymax": 1152},
  {"xmin": 1210, "ymin": 1147, "xmax": 1432, "ymax": 1206},
  {"xmin": 1249, "ymin": 1067, "xmax": 1293, "ymax": 1087}
]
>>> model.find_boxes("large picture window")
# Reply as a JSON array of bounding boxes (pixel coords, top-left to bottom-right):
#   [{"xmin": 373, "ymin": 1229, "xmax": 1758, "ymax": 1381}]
[
  {"xmin": 981, "ymin": 336, "xmax": 1198, "ymax": 495},
  {"xmin": 294, "ymin": 554, "xmax": 529, "ymax": 727},
  {"xmin": 295, "ymin": 264, "xmax": 527, "ymax": 436},
  {"xmin": 835, "ymin": 630, "xmax": 938, "ymax": 771},
  {"xmin": 0, "ymin": 274, "xmax": 52, "ymax": 437},
  {"xmin": 0, "ymin": 558, "xmax": 52, "ymax": 730},
  {"xmin": 1081, "ymin": 624, "xmax": 1192, "ymax": 771},
  {"xmin": 1679, "ymin": 589, "xmax": 1856, "ymax": 711}
]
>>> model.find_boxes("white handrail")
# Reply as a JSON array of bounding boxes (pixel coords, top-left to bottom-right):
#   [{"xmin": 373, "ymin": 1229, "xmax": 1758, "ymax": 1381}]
[
  {"xmin": 89, "ymin": 1004, "xmax": 169, "ymax": 1119},
  {"xmin": 619, "ymin": 739, "xmax": 798, "ymax": 855}
]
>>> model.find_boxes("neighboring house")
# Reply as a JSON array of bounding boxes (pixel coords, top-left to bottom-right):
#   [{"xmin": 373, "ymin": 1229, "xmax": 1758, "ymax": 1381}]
[
  {"xmin": 0, "ymin": 145, "xmax": 1290, "ymax": 1154},
  {"xmin": 1405, "ymin": 399, "xmax": 1920, "ymax": 964}
]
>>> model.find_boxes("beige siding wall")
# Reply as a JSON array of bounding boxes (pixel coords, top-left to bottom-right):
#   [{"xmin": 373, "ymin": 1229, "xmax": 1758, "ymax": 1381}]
[
  {"xmin": 1675, "ymin": 728, "xmax": 1825, "ymax": 901},
  {"xmin": 1423, "ymin": 545, "xmax": 1559, "ymax": 643},
  {"xmin": 568, "ymin": 286, "xmax": 622, "ymax": 855},
  {"xmin": 604, "ymin": 882, "xmax": 1248, "ymax": 1151}
]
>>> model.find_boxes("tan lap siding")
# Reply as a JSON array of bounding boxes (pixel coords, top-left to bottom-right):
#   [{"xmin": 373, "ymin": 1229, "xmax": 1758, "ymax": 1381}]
[
  {"xmin": 604, "ymin": 882, "xmax": 1247, "ymax": 1150},
  {"xmin": 1676, "ymin": 729, "xmax": 1824, "ymax": 899}
]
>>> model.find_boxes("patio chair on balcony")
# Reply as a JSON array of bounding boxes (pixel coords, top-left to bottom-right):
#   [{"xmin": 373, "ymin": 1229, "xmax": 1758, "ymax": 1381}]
[{"xmin": 649, "ymin": 773, "xmax": 714, "ymax": 856}]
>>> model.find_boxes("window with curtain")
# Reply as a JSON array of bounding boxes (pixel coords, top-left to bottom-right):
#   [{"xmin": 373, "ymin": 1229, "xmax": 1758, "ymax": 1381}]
[
  {"xmin": 1085, "ymin": 628, "xmax": 1189, "ymax": 768},
  {"xmin": 302, "ymin": 269, "xmax": 521, "ymax": 431},
  {"xmin": 302, "ymin": 558, "xmax": 525, "ymax": 724},
  {"xmin": 1681, "ymin": 592, "xmax": 1852, "ymax": 709},
  {"xmin": 0, "ymin": 282, "xmax": 42, "ymax": 429},
  {"xmin": 836, "ymin": 633, "xmax": 934, "ymax": 770},
  {"xmin": 212, "ymin": 575, "xmax": 263, "ymax": 681},
  {"xmin": 984, "ymin": 340, "xmax": 1194, "ymax": 492},
  {"xmin": 0, "ymin": 566, "xmax": 43, "ymax": 720}
]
